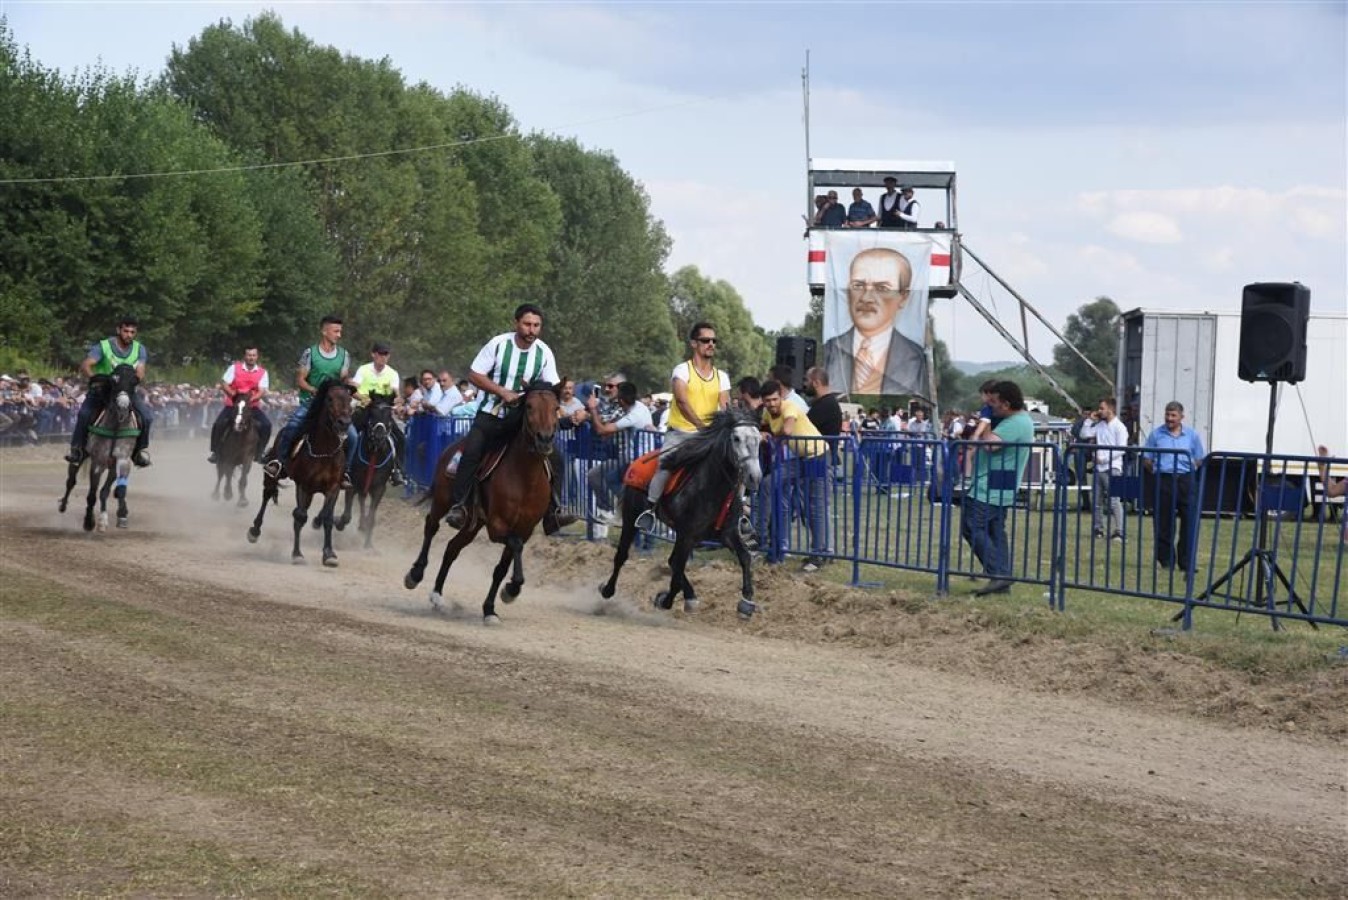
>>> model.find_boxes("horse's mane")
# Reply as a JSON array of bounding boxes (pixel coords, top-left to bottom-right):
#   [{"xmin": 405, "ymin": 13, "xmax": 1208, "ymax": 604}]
[
  {"xmin": 305, "ymin": 378, "xmax": 350, "ymax": 438},
  {"xmin": 660, "ymin": 408, "xmax": 755, "ymax": 471},
  {"xmin": 521, "ymin": 379, "xmax": 557, "ymax": 395}
]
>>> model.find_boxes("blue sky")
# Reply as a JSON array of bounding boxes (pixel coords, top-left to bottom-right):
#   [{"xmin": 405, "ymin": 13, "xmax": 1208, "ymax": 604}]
[{"xmin": 5, "ymin": 0, "xmax": 1346, "ymax": 363}]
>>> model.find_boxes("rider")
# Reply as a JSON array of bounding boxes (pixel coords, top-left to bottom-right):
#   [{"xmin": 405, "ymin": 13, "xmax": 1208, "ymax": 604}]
[
  {"xmin": 207, "ymin": 346, "xmax": 271, "ymax": 465},
  {"xmin": 65, "ymin": 315, "xmax": 153, "ymax": 468},
  {"xmin": 634, "ymin": 322, "xmax": 741, "ymax": 535},
  {"xmin": 349, "ymin": 341, "xmax": 406, "ymax": 487},
  {"xmin": 262, "ymin": 314, "xmax": 358, "ymax": 487},
  {"xmin": 443, "ymin": 303, "xmax": 579, "ymax": 535}
]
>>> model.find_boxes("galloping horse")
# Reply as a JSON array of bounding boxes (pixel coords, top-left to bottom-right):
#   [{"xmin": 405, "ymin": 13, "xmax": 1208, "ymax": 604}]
[
  {"xmin": 333, "ymin": 391, "xmax": 397, "ymax": 549},
  {"xmin": 212, "ymin": 396, "xmax": 258, "ymax": 507},
  {"xmin": 59, "ymin": 364, "xmax": 140, "ymax": 532},
  {"xmin": 248, "ymin": 380, "xmax": 353, "ymax": 566},
  {"xmin": 404, "ymin": 381, "xmax": 559, "ymax": 624},
  {"xmin": 600, "ymin": 409, "xmax": 764, "ymax": 618}
]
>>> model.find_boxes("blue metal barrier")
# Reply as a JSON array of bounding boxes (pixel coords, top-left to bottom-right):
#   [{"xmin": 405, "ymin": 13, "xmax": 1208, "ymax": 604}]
[{"xmin": 404, "ymin": 416, "xmax": 1347, "ymax": 629}]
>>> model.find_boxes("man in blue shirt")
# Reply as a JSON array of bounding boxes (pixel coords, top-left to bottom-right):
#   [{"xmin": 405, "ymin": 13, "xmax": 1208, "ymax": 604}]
[
  {"xmin": 844, "ymin": 188, "xmax": 877, "ymax": 228},
  {"xmin": 1142, "ymin": 400, "xmax": 1206, "ymax": 573}
]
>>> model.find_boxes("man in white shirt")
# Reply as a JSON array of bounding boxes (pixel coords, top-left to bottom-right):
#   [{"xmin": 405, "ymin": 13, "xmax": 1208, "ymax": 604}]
[
  {"xmin": 584, "ymin": 381, "xmax": 654, "ymax": 522},
  {"xmin": 1083, "ymin": 397, "xmax": 1130, "ymax": 541}
]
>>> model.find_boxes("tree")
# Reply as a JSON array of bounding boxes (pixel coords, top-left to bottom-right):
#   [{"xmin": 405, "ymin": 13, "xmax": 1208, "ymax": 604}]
[
  {"xmin": 1053, "ymin": 296, "xmax": 1120, "ymax": 397},
  {"xmin": 668, "ymin": 265, "xmax": 772, "ymax": 381}
]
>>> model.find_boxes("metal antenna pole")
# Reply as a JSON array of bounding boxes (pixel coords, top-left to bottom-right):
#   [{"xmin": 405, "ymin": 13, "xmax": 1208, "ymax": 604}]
[{"xmin": 802, "ymin": 51, "xmax": 811, "ymax": 214}]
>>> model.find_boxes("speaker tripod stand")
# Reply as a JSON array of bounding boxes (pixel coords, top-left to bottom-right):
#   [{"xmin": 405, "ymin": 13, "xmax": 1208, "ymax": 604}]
[{"xmin": 1173, "ymin": 382, "xmax": 1314, "ymax": 631}]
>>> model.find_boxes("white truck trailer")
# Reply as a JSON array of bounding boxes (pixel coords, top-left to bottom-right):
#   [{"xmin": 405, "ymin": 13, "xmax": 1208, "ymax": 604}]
[{"xmin": 1117, "ymin": 307, "xmax": 1347, "ymax": 460}]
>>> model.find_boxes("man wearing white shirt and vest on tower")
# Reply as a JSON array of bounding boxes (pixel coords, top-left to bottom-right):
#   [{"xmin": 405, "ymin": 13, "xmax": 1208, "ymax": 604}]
[
  {"xmin": 350, "ymin": 341, "xmax": 406, "ymax": 487},
  {"xmin": 635, "ymin": 322, "xmax": 738, "ymax": 535},
  {"xmin": 65, "ymin": 315, "xmax": 153, "ymax": 467},
  {"xmin": 263, "ymin": 314, "xmax": 358, "ymax": 486},
  {"xmin": 444, "ymin": 304, "xmax": 578, "ymax": 535},
  {"xmin": 207, "ymin": 346, "xmax": 271, "ymax": 464}
]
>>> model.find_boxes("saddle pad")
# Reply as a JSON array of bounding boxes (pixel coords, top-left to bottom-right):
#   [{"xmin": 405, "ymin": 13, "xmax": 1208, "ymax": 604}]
[
  {"xmin": 441, "ymin": 439, "xmax": 507, "ymax": 484},
  {"xmin": 622, "ymin": 450, "xmax": 689, "ymax": 496}
]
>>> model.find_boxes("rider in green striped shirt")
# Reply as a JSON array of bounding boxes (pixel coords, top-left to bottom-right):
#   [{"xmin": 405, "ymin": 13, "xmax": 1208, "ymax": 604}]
[{"xmin": 444, "ymin": 304, "xmax": 578, "ymax": 535}]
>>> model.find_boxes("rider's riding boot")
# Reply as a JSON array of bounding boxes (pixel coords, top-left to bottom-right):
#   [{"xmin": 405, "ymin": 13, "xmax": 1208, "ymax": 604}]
[
  {"xmin": 207, "ymin": 452, "xmax": 219, "ymax": 464},
  {"xmin": 634, "ymin": 497, "xmax": 658, "ymax": 534},
  {"xmin": 64, "ymin": 445, "xmax": 85, "ymax": 465},
  {"xmin": 444, "ymin": 502, "xmax": 468, "ymax": 530},
  {"xmin": 340, "ymin": 468, "xmax": 353, "ymax": 490},
  {"xmin": 542, "ymin": 499, "xmax": 579, "ymax": 536},
  {"xmin": 389, "ymin": 466, "xmax": 405, "ymax": 488}
]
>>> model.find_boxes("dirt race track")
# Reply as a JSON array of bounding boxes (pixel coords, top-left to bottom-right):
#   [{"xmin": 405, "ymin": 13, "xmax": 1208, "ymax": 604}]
[{"xmin": 2, "ymin": 443, "xmax": 1345, "ymax": 897}]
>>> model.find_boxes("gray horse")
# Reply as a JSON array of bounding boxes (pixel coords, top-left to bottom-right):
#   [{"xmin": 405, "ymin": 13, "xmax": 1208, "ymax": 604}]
[{"xmin": 59, "ymin": 364, "xmax": 140, "ymax": 532}]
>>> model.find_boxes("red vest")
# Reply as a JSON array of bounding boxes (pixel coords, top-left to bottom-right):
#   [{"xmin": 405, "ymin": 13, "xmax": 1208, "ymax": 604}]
[{"xmin": 225, "ymin": 362, "xmax": 266, "ymax": 408}]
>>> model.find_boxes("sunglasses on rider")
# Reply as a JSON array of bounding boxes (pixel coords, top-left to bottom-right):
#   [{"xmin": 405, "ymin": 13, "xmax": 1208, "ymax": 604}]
[{"xmin": 694, "ymin": 337, "xmax": 718, "ymax": 345}]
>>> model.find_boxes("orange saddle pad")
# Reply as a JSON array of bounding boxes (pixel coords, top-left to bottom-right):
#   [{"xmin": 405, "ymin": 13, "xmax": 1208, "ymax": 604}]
[{"xmin": 622, "ymin": 450, "xmax": 689, "ymax": 496}]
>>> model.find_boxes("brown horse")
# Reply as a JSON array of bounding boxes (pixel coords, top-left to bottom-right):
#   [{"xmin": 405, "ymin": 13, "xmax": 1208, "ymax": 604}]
[
  {"xmin": 403, "ymin": 381, "xmax": 559, "ymax": 624},
  {"xmin": 247, "ymin": 381, "xmax": 353, "ymax": 566},
  {"xmin": 212, "ymin": 396, "xmax": 258, "ymax": 507}
]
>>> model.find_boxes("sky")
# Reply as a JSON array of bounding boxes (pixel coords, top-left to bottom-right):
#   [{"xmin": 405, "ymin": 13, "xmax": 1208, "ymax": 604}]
[{"xmin": 5, "ymin": 0, "xmax": 1346, "ymax": 364}]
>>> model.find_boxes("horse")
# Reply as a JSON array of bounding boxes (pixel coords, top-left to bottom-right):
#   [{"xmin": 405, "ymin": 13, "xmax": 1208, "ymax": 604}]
[
  {"xmin": 403, "ymin": 381, "xmax": 559, "ymax": 624},
  {"xmin": 58, "ymin": 364, "xmax": 141, "ymax": 532},
  {"xmin": 212, "ymin": 396, "xmax": 258, "ymax": 507},
  {"xmin": 600, "ymin": 409, "xmax": 764, "ymax": 619},
  {"xmin": 331, "ymin": 390, "xmax": 397, "ymax": 549},
  {"xmin": 247, "ymin": 380, "xmax": 353, "ymax": 566}
]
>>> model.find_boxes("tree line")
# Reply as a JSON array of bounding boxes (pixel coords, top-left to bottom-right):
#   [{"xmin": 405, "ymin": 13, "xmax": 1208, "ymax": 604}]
[{"xmin": 0, "ymin": 14, "xmax": 773, "ymax": 390}]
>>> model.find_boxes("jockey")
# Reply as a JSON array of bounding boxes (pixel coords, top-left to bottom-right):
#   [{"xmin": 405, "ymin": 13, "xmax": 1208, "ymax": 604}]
[
  {"xmin": 443, "ymin": 303, "xmax": 579, "ymax": 535},
  {"xmin": 349, "ymin": 340, "xmax": 406, "ymax": 487},
  {"xmin": 207, "ymin": 346, "xmax": 272, "ymax": 465},
  {"xmin": 65, "ymin": 315, "xmax": 153, "ymax": 467},
  {"xmin": 634, "ymin": 321, "xmax": 732, "ymax": 534},
  {"xmin": 262, "ymin": 314, "xmax": 358, "ymax": 487}
]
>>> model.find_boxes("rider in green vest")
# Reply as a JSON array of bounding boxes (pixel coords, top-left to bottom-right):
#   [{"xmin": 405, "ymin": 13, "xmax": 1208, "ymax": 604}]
[
  {"xmin": 65, "ymin": 315, "xmax": 153, "ymax": 467},
  {"xmin": 262, "ymin": 314, "xmax": 358, "ymax": 486}
]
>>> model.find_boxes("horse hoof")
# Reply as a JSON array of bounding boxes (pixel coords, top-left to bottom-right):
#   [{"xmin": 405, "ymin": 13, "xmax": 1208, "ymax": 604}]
[
  {"xmin": 502, "ymin": 582, "xmax": 520, "ymax": 602},
  {"xmin": 58, "ymin": 499, "xmax": 68, "ymax": 513},
  {"xmin": 292, "ymin": 555, "xmax": 306, "ymax": 566},
  {"xmin": 322, "ymin": 554, "xmax": 338, "ymax": 568},
  {"xmin": 736, "ymin": 597, "xmax": 758, "ymax": 620},
  {"xmin": 116, "ymin": 517, "xmax": 128, "ymax": 529},
  {"xmin": 599, "ymin": 582, "xmax": 615, "ymax": 600},
  {"xmin": 83, "ymin": 520, "xmax": 94, "ymax": 533},
  {"xmin": 683, "ymin": 597, "xmax": 701, "ymax": 613},
  {"xmin": 335, "ymin": 520, "xmax": 347, "ymax": 532},
  {"xmin": 428, "ymin": 591, "xmax": 444, "ymax": 610},
  {"xmin": 483, "ymin": 614, "xmax": 502, "ymax": 627},
  {"xmin": 237, "ymin": 497, "xmax": 249, "ymax": 508},
  {"xmin": 247, "ymin": 528, "xmax": 259, "ymax": 544},
  {"xmin": 404, "ymin": 571, "xmax": 421, "ymax": 590},
  {"xmin": 652, "ymin": 590, "xmax": 674, "ymax": 611}
]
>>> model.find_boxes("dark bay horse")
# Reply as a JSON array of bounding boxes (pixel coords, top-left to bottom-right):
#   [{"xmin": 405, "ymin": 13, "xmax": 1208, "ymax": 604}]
[
  {"xmin": 333, "ymin": 391, "xmax": 396, "ymax": 549},
  {"xmin": 403, "ymin": 382, "xmax": 559, "ymax": 624},
  {"xmin": 213, "ymin": 396, "xmax": 257, "ymax": 507},
  {"xmin": 59, "ymin": 364, "xmax": 141, "ymax": 532},
  {"xmin": 248, "ymin": 380, "xmax": 353, "ymax": 566},
  {"xmin": 600, "ymin": 409, "xmax": 764, "ymax": 618}
]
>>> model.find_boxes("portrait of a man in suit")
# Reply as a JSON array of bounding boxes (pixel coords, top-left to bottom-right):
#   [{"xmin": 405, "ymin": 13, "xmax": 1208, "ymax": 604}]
[{"xmin": 823, "ymin": 246, "xmax": 928, "ymax": 397}]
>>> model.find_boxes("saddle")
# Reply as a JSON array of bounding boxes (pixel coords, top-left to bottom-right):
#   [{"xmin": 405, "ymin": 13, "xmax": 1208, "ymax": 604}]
[
  {"xmin": 442, "ymin": 439, "xmax": 510, "ymax": 484},
  {"xmin": 623, "ymin": 450, "xmax": 737, "ymax": 530}
]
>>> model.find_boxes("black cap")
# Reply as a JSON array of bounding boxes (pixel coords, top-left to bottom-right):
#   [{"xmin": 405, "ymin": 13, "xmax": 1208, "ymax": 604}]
[
  {"xmin": 372, "ymin": 341, "xmax": 391, "ymax": 354},
  {"xmin": 883, "ymin": 176, "xmax": 898, "ymax": 185}
]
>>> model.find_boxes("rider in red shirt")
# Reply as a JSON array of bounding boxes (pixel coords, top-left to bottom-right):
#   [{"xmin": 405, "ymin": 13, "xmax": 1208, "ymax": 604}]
[{"xmin": 207, "ymin": 346, "xmax": 272, "ymax": 464}]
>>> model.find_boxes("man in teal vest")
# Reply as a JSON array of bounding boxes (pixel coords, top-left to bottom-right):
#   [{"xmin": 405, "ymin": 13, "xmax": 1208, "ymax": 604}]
[
  {"xmin": 65, "ymin": 315, "xmax": 153, "ymax": 467},
  {"xmin": 262, "ymin": 314, "xmax": 358, "ymax": 486}
]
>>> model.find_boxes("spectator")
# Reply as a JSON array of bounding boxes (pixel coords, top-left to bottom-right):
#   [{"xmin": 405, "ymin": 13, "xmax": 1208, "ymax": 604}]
[
  {"xmin": 1316, "ymin": 445, "xmax": 1347, "ymax": 544},
  {"xmin": 585, "ymin": 381, "xmax": 653, "ymax": 523},
  {"xmin": 844, "ymin": 187, "xmax": 877, "ymax": 228},
  {"xmin": 877, "ymin": 175, "xmax": 904, "ymax": 227},
  {"xmin": 804, "ymin": 366, "xmax": 843, "ymax": 479},
  {"xmin": 813, "ymin": 190, "xmax": 847, "ymax": 228},
  {"xmin": 769, "ymin": 364, "xmax": 809, "ymax": 410},
  {"xmin": 962, "ymin": 380, "xmax": 1034, "ymax": 595},
  {"xmin": 1069, "ymin": 405, "xmax": 1094, "ymax": 509},
  {"xmin": 1084, "ymin": 397, "xmax": 1128, "ymax": 542},
  {"xmin": 895, "ymin": 185, "xmax": 920, "ymax": 229},
  {"xmin": 1142, "ymin": 401, "xmax": 1206, "ymax": 571},
  {"xmin": 431, "ymin": 370, "xmax": 462, "ymax": 416},
  {"xmin": 592, "ymin": 372, "xmax": 627, "ymax": 424},
  {"xmin": 557, "ymin": 377, "xmax": 585, "ymax": 426},
  {"xmin": 760, "ymin": 379, "xmax": 832, "ymax": 572},
  {"xmin": 408, "ymin": 369, "xmax": 442, "ymax": 415}
]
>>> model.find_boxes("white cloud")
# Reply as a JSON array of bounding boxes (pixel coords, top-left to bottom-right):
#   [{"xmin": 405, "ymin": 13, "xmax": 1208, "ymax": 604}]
[{"xmin": 1106, "ymin": 212, "xmax": 1184, "ymax": 244}]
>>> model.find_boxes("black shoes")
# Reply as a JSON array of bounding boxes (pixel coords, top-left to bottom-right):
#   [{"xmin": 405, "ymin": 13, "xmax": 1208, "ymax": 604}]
[{"xmin": 973, "ymin": 579, "xmax": 1014, "ymax": 596}]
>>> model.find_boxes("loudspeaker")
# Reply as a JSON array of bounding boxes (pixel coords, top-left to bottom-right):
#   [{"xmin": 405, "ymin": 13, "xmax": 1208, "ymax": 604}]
[
  {"xmin": 774, "ymin": 336, "xmax": 816, "ymax": 389},
  {"xmin": 1238, "ymin": 282, "xmax": 1310, "ymax": 384}
]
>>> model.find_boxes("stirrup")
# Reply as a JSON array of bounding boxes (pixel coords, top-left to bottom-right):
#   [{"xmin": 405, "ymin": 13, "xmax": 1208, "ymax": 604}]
[
  {"xmin": 132, "ymin": 449, "xmax": 152, "ymax": 468},
  {"xmin": 444, "ymin": 503, "xmax": 468, "ymax": 529},
  {"xmin": 207, "ymin": 452, "xmax": 218, "ymax": 464},
  {"xmin": 389, "ymin": 468, "xmax": 405, "ymax": 487},
  {"xmin": 263, "ymin": 459, "xmax": 284, "ymax": 479},
  {"xmin": 634, "ymin": 507, "xmax": 658, "ymax": 534}
]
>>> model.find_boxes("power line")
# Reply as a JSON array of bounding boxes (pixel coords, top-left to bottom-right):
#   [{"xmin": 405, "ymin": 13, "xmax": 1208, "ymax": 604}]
[{"xmin": 0, "ymin": 89, "xmax": 746, "ymax": 186}]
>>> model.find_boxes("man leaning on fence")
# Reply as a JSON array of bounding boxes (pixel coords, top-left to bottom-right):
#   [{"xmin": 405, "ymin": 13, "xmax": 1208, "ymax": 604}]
[
  {"xmin": 1142, "ymin": 401, "xmax": 1205, "ymax": 573},
  {"xmin": 961, "ymin": 380, "xmax": 1034, "ymax": 596}
]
